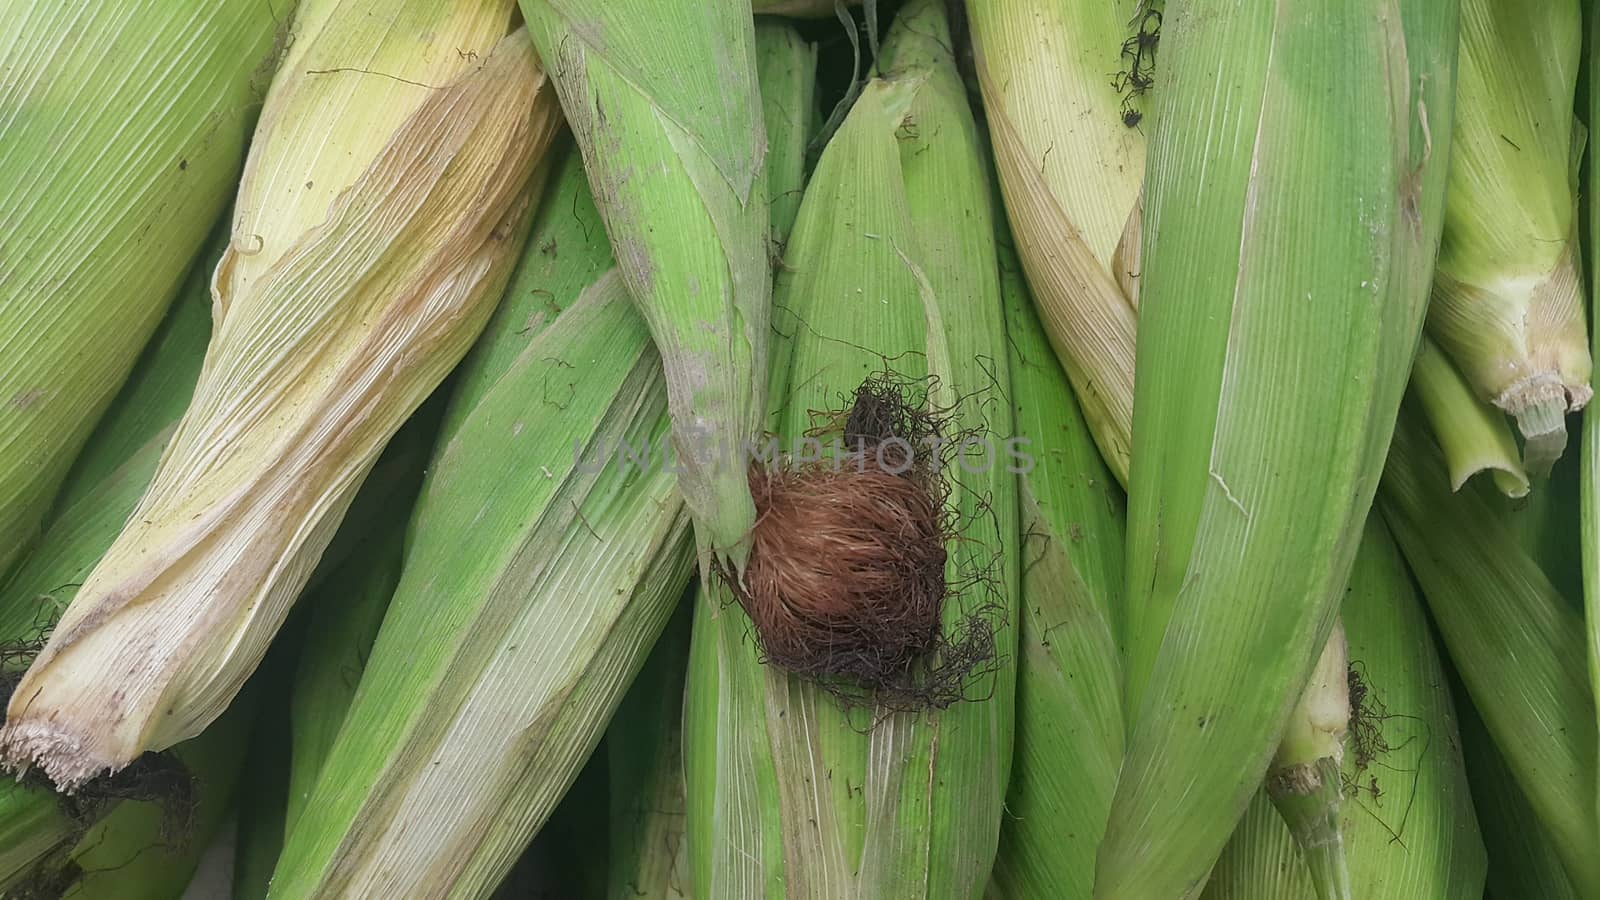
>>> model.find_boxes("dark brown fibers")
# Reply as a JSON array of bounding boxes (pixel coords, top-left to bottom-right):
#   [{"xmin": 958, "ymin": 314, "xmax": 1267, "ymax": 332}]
[{"xmin": 719, "ymin": 375, "xmax": 1000, "ymax": 709}]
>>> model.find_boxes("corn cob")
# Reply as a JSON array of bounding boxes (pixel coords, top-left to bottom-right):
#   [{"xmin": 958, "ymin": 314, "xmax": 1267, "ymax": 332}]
[
  {"xmin": 1379, "ymin": 408, "xmax": 1600, "ymax": 893},
  {"xmin": 1428, "ymin": 0, "xmax": 1589, "ymax": 474},
  {"xmin": 1458, "ymin": 697, "xmax": 1580, "ymax": 899},
  {"xmin": 1203, "ymin": 518, "xmax": 1485, "ymax": 899},
  {"xmin": 1409, "ymin": 335, "xmax": 1529, "ymax": 498},
  {"xmin": 1, "ymin": 6, "xmax": 560, "ymax": 788},
  {"xmin": 963, "ymin": 0, "xmax": 1144, "ymax": 483},
  {"xmin": 1095, "ymin": 1, "xmax": 1459, "ymax": 895},
  {"xmin": 0, "ymin": 240, "xmax": 282, "ymax": 895},
  {"xmin": 522, "ymin": 0, "xmax": 772, "ymax": 576},
  {"xmin": 685, "ymin": 3, "xmax": 1017, "ymax": 895},
  {"xmin": 265, "ymin": 152, "xmax": 697, "ymax": 897},
  {"xmin": 970, "ymin": 5, "xmax": 1360, "ymax": 887},
  {"xmin": 987, "ymin": 230, "xmax": 1125, "ymax": 900},
  {"xmin": 0, "ymin": 0, "xmax": 281, "ymax": 577}
]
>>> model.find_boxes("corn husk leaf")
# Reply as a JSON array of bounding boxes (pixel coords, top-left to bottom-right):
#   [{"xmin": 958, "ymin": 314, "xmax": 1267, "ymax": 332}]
[
  {"xmin": 282, "ymin": 452, "xmax": 419, "ymax": 833},
  {"xmin": 1379, "ymin": 408, "xmax": 1600, "ymax": 894},
  {"xmin": 684, "ymin": 3, "xmax": 1017, "ymax": 896},
  {"xmin": 0, "ymin": 244, "xmax": 217, "ymax": 889},
  {"xmin": 1095, "ymin": 1, "xmax": 1459, "ymax": 895},
  {"xmin": 1204, "ymin": 517, "xmax": 1485, "ymax": 900},
  {"xmin": 0, "ymin": 0, "xmax": 280, "ymax": 576},
  {"xmin": 1409, "ymin": 335, "xmax": 1529, "ymax": 497},
  {"xmin": 1428, "ymin": 0, "xmax": 1590, "ymax": 472},
  {"xmin": 988, "ymin": 231, "xmax": 1125, "ymax": 900},
  {"xmin": 270, "ymin": 273, "xmax": 694, "ymax": 897},
  {"xmin": 2, "ymin": 13, "xmax": 558, "ymax": 787},
  {"xmin": 603, "ymin": 24, "xmax": 813, "ymax": 900},
  {"xmin": 522, "ymin": 0, "xmax": 771, "ymax": 574},
  {"xmin": 1457, "ymin": 696, "xmax": 1580, "ymax": 899},
  {"xmin": 965, "ymin": 0, "xmax": 1144, "ymax": 483},
  {"xmin": 606, "ymin": 597, "xmax": 693, "ymax": 900},
  {"xmin": 1583, "ymin": 0, "xmax": 1600, "ymax": 848}
]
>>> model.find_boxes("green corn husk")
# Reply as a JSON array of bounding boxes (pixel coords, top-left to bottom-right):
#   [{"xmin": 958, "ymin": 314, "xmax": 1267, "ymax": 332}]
[
  {"xmin": 230, "ymin": 652, "xmax": 294, "ymax": 900},
  {"xmin": 964, "ymin": 0, "xmax": 1144, "ymax": 484},
  {"xmin": 972, "ymin": 7, "xmax": 1356, "ymax": 886},
  {"xmin": 270, "ymin": 276, "xmax": 693, "ymax": 898},
  {"xmin": 0, "ymin": 236, "xmax": 215, "ymax": 639},
  {"xmin": 1584, "ymin": 0, "xmax": 1600, "ymax": 847},
  {"xmin": 1458, "ymin": 697, "xmax": 1579, "ymax": 899},
  {"xmin": 755, "ymin": 21, "xmax": 817, "ymax": 248},
  {"xmin": 684, "ymin": 3, "xmax": 1018, "ymax": 895},
  {"xmin": 1509, "ymin": 447, "xmax": 1583, "ymax": 602},
  {"xmin": 1379, "ymin": 408, "xmax": 1600, "ymax": 894},
  {"xmin": 987, "ymin": 232, "xmax": 1125, "ymax": 900},
  {"xmin": 1095, "ymin": 1, "xmax": 1459, "ymax": 896},
  {"xmin": 1428, "ymin": 0, "xmax": 1590, "ymax": 474},
  {"xmin": 0, "ymin": 780, "xmax": 74, "ymax": 893},
  {"xmin": 283, "ymin": 460, "xmax": 418, "ymax": 833},
  {"xmin": 1408, "ymin": 335, "xmax": 1529, "ymax": 498},
  {"xmin": 232, "ymin": 400, "xmax": 447, "ymax": 900},
  {"xmin": 2, "ymin": 6, "xmax": 561, "ymax": 788},
  {"xmin": 1204, "ymin": 518, "xmax": 1485, "ymax": 900},
  {"xmin": 442, "ymin": 142, "xmax": 614, "ymax": 439},
  {"xmin": 265, "ymin": 148, "xmax": 698, "ymax": 895},
  {"xmin": 0, "ymin": 0, "xmax": 281, "ymax": 577},
  {"xmin": 751, "ymin": 0, "xmax": 854, "ymax": 15},
  {"xmin": 522, "ymin": 0, "xmax": 772, "ymax": 575},
  {"xmin": 607, "ymin": 597, "xmax": 692, "ymax": 900},
  {"xmin": 604, "ymin": 27, "xmax": 811, "ymax": 900},
  {"xmin": 0, "ymin": 243, "xmax": 219, "ymax": 887}
]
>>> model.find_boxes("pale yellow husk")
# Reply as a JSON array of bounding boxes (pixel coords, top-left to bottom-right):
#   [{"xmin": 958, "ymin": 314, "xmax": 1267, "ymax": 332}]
[{"xmin": 1, "ymin": 8, "xmax": 558, "ymax": 788}]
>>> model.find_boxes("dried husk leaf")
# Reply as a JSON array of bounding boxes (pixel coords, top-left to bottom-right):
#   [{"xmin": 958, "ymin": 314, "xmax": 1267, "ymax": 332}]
[
  {"xmin": 2, "ymin": 24, "xmax": 558, "ymax": 788},
  {"xmin": 965, "ymin": 0, "xmax": 1146, "ymax": 483}
]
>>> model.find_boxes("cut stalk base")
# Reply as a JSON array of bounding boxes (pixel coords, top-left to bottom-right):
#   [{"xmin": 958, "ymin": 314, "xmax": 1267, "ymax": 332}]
[
  {"xmin": 1501, "ymin": 378, "xmax": 1586, "ymax": 478},
  {"xmin": 1267, "ymin": 755, "xmax": 1351, "ymax": 900}
]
